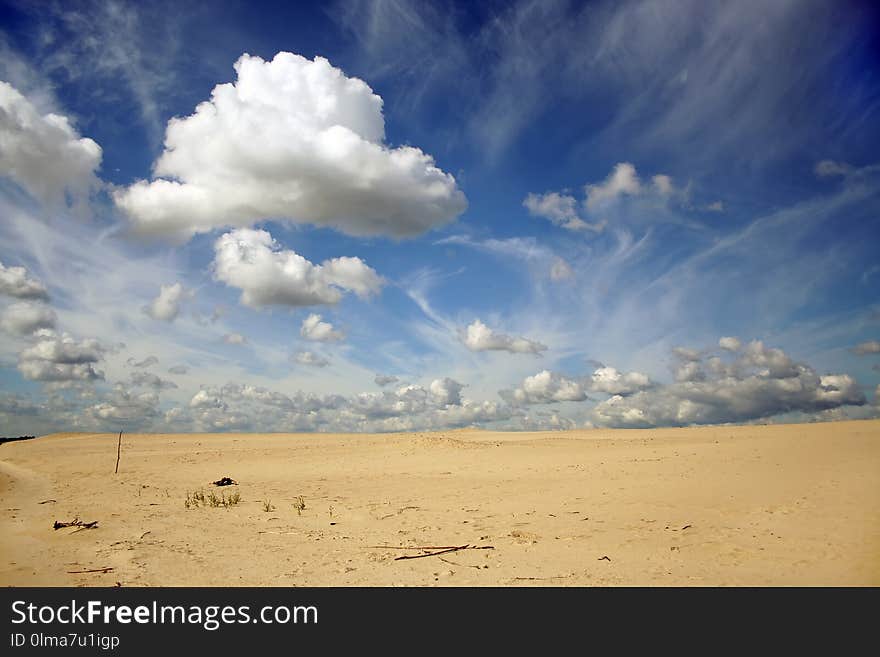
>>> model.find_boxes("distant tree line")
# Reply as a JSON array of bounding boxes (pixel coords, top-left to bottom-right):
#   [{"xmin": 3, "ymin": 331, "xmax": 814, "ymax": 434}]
[{"xmin": 0, "ymin": 435, "xmax": 36, "ymax": 446}]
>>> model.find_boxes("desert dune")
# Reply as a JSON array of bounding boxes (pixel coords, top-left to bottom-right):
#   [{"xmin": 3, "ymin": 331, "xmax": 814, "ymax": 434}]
[{"xmin": 1, "ymin": 420, "xmax": 878, "ymax": 586}]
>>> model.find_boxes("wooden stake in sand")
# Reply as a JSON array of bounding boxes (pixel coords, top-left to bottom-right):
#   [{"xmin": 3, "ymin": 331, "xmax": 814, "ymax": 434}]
[{"xmin": 114, "ymin": 430, "xmax": 122, "ymax": 474}]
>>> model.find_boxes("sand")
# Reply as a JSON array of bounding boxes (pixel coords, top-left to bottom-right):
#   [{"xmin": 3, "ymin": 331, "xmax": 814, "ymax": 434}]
[{"xmin": 1, "ymin": 420, "xmax": 878, "ymax": 586}]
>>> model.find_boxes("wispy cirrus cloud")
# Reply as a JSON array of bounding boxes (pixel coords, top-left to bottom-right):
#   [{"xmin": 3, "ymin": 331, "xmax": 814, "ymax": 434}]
[
  {"xmin": 14, "ymin": 0, "xmax": 192, "ymax": 142},
  {"xmin": 335, "ymin": 0, "xmax": 879, "ymax": 169}
]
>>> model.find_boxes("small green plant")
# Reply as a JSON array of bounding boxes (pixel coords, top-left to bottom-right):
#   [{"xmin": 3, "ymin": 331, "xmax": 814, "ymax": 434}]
[
  {"xmin": 262, "ymin": 499, "xmax": 275, "ymax": 512},
  {"xmin": 293, "ymin": 496, "xmax": 306, "ymax": 515},
  {"xmin": 184, "ymin": 489, "xmax": 207, "ymax": 509},
  {"xmin": 185, "ymin": 488, "xmax": 240, "ymax": 509}
]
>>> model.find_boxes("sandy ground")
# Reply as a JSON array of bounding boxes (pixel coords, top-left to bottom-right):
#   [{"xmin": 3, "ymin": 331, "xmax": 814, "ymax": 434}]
[{"xmin": 1, "ymin": 420, "xmax": 878, "ymax": 586}]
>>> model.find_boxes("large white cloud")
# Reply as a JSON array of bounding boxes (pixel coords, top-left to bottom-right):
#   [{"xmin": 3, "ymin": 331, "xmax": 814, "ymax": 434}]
[
  {"xmin": 20, "ymin": 332, "xmax": 104, "ymax": 364},
  {"xmin": 113, "ymin": 52, "xmax": 467, "ymax": 242},
  {"xmin": 0, "ymin": 81, "xmax": 102, "ymax": 207},
  {"xmin": 591, "ymin": 340, "xmax": 866, "ymax": 428},
  {"xmin": 213, "ymin": 228, "xmax": 383, "ymax": 308},
  {"xmin": 17, "ymin": 332, "xmax": 105, "ymax": 382},
  {"xmin": 0, "ymin": 301, "xmax": 56, "ymax": 335},
  {"xmin": 0, "ymin": 260, "xmax": 48, "ymax": 299},
  {"xmin": 462, "ymin": 319, "xmax": 546, "ymax": 354}
]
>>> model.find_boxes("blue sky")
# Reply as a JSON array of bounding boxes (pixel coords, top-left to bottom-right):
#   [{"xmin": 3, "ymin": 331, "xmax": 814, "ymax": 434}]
[{"xmin": 0, "ymin": 0, "xmax": 878, "ymax": 434}]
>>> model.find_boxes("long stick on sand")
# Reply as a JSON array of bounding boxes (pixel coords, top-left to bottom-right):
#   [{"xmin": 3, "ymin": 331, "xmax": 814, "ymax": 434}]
[
  {"xmin": 114, "ymin": 430, "xmax": 122, "ymax": 474},
  {"xmin": 394, "ymin": 545, "xmax": 471, "ymax": 561}
]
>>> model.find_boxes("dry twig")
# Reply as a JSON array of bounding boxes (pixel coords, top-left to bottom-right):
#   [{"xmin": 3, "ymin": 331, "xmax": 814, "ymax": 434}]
[
  {"xmin": 394, "ymin": 545, "xmax": 471, "ymax": 560},
  {"xmin": 53, "ymin": 518, "xmax": 99, "ymax": 530},
  {"xmin": 368, "ymin": 544, "xmax": 494, "ymax": 551},
  {"xmin": 366, "ymin": 544, "xmax": 495, "ymax": 561}
]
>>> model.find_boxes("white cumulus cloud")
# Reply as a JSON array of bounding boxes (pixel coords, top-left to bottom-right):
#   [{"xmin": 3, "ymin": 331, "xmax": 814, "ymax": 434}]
[
  {"xmin": 462, "ymin": 319, "xmax": 546, "ymax": 354},
  {"xmin": 523, "ymin": 191, "xmax": 606, "ymax": 232},
  {"xmin": 0, "ymin": 81, "xmax": 102, "ymax": 208},
  {"xmin": 719, "ymin": 336, "xmax": 742, "ymax": 352},
  {"xmin": 17, "ymin": 332, "xmax": 105, "ymax": 382},
  {"xmin": 591, "ymin": 340, "xmax": 866, "ymax": 428},
  {"xmin": 143, "ymin": 282, "xmax": 187, "ymax": 322},
  {"xmin": 0, "ymin": 301, "xmax": 56, "ymax": 335},
  {"xmin": 504, "ymin": 370, "xmax": 589, "ymax": 404},
  {"xmin": 590, "ymin": 366, "xmax": 652, "ymax": 395},
  {"xmin": 429, "ymin": 377, "xmax": 464, "ymax": 406},
  {"xmin": 113, "ymin": 52, "xmax": 467, "ymax": 243},
  {"xmin": 585, "ymin": 162, "xmax": 643, "ymax": 210},
  {"xmin": 524, "ymin": 192, "xmax": 598, "ymax": 232},
  {"xmin": 504, "ymin": 364, "xmax": 652, "ymax": 405},
  {"xmin": 213, "ymin": 228, "xmax": 383, "ymax": 308},
  {"xmin": 524, "ymin": 162, "xmax": 684, "ymax": 232},
  {"xmin": 300, "ymin": 313, "xmax": 344, "ymax": 342},
  {"xmin": 0, "ymin": 260, "xmax": 48, "ymax": 299}
]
